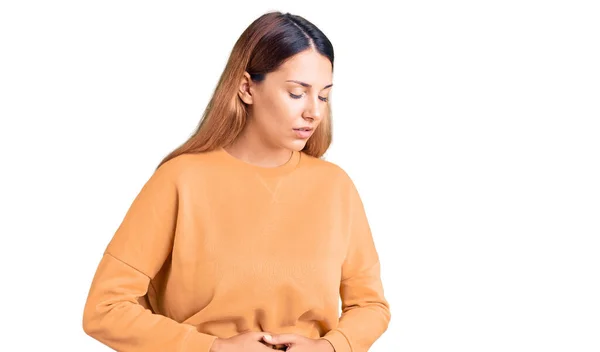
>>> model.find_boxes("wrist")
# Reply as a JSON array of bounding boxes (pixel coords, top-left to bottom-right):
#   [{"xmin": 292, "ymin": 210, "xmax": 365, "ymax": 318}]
[
  {"xmin": 209, "ymin": 338, "xmax": 224, "ymax": 352},
  {"xmin": 317, "ymin": 338, "xmax": 335, "ymax": 352}
]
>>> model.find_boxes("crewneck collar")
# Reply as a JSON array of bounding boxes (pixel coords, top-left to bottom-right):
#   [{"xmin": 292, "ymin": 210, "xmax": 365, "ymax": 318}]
[{"xmin": 215, "ymin": 147, "xmax": 301, "ymax": 177}]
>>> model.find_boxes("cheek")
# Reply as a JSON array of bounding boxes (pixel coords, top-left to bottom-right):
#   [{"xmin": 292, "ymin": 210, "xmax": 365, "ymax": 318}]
[{"xmin": 261, "ymin": 93, "xmax": 303, "ymax": 128}]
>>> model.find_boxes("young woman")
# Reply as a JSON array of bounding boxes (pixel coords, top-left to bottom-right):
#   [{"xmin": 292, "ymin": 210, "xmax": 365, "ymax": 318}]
[{"xmin": 83, "ymin": 11, "xmax": 391, "ymax": 352}]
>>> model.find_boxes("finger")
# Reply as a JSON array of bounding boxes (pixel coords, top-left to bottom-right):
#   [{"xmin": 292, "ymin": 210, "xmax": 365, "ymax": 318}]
[
  {"xmin": 251, "ymin": 331, "xmax": 273, "ymax": 341},
  {"xmin": 267, "ymin": 343, "xmax": 288, "ymax": 351},
  {"xmin": 263, "ymin": 333, "xmax": 300, "ymax": 345},
  {"xmin": 257, "ymin": 342, "xmax": 280, "ymax": 351}
]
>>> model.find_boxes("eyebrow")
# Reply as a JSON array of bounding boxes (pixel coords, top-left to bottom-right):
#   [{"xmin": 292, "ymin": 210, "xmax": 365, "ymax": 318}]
[{"xmin": 286, "ymin": 80, "xmax": 333, "ymax": 90}]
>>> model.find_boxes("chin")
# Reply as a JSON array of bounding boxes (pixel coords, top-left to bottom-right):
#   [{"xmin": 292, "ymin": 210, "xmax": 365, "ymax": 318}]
[{"xmin": 286, "ymin": 139, "xmax": 309, "ymax": 151}]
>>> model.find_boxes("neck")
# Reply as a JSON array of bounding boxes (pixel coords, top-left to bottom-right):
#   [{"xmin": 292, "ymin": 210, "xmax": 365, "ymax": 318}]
[{"xmin": 224, "ymin": 124, "xmax": 293, "ymax": 168}]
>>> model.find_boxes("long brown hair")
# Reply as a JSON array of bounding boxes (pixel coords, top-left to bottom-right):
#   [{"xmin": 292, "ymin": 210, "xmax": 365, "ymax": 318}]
[{"xmin": 156, "ymin": 11, "xmax": 335, "ymax": 170}]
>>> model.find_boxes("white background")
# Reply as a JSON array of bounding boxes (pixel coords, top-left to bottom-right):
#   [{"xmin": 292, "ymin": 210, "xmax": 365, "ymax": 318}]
[{"xmin": 1, "ymin": 1, "xmax": 599, "ymax": 351}]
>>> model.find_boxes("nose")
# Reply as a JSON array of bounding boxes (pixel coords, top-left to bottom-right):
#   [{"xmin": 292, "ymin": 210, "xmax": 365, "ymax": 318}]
[{"xmin": 302, "ymin": 96, "xmax": 322, "ymax": 122}]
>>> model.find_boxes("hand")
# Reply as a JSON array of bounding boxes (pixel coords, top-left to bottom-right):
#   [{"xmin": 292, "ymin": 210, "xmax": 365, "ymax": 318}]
[
  {"xmin": 210, "ymin": 331, "xmax": 275, "ymax": 352},
  {"xmin": 262, "ymin": 333, "xmax": 335, "ymax": 352}
]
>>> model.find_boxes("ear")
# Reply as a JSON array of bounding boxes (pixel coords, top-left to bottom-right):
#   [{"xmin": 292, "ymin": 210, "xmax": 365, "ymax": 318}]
[{"xmin": 238, "ymin": 71, "xmax": 254, "ymax": 105}]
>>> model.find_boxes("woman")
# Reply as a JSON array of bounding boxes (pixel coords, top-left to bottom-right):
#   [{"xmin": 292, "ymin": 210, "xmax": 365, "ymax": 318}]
[{"xmin": 82, "ymin": 11, "xmax": 390, "ymax": 352}]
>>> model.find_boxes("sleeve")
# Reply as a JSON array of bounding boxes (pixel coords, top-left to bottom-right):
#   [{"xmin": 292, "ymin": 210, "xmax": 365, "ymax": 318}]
[
  {"xmin": 82, "ymin": 161, "xmax": 218, "ymax": 352},
  {"xmin": 320, "ymin": 176, "xmax": 391, "ymax": 352}
]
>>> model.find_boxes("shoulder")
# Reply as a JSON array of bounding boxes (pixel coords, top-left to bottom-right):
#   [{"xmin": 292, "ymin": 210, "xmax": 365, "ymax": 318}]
[
  {"xmin": 300, "ymin": 151, "xmax": 354, "ymax": 186},
  {"xmin": 152, "ymin": 150, "xmax": 221, "ymax": 185}
]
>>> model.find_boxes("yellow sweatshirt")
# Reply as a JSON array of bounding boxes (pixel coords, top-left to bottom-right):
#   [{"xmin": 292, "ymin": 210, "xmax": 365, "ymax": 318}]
[{"xmin": 82, "ymin": 147, "xmax": 391, "ymax": 352}]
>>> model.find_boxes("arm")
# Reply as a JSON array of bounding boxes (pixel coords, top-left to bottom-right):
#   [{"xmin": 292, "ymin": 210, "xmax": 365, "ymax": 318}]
[
  {"xmin": 82, "ymin": 160, "xmax": 218, "ymax": 352},
  {"xmin": 321, "ymin": 177, "xmax": 391, "ymax": 352}
]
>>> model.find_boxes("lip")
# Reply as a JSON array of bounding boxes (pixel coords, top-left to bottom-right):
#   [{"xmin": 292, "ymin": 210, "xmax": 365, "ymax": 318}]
[{"xmin": 293, "ymin": 127, "xmax": 313, "ymax": 139}]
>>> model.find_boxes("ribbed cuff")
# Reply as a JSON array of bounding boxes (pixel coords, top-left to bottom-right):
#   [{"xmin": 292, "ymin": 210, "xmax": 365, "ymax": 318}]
[
  {"xmin": 321, "ymin": 329, "xmax": 351, "ymax": 352},
  {"xmin": 181, "ymin": 328, "xmax": 219, "ymax": 352}
]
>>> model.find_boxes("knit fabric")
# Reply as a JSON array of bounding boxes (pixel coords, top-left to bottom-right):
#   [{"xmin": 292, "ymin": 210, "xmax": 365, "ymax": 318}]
[{"xmin": 83, "ymin": 147, "xmax": 390, "ymax": 352}]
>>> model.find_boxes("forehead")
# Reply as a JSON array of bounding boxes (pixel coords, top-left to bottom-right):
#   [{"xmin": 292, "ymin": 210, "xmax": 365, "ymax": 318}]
[{"xmin": 271, "ymin": 50, "xmax": 332, "ymax": 85}]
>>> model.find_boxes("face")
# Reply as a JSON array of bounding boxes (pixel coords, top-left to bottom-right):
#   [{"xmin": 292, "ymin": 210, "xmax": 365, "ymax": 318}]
[{"xmin": 238, "ymin": 49, "xmax": 333, "ymax": 151}]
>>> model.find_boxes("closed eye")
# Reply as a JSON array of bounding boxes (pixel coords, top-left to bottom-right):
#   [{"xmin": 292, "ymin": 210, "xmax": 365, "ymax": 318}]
[{"xmin": 289, "ymin": 92, "xmax": 328, "ymax": 102}]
